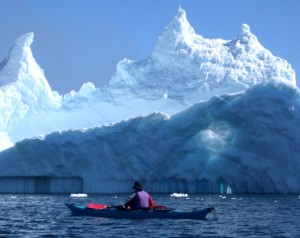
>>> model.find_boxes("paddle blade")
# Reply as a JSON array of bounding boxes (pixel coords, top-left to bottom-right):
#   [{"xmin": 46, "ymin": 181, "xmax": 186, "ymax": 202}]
[{"xmin": 86, "ymin": 203, "xmax": 107, "ymax": 210}]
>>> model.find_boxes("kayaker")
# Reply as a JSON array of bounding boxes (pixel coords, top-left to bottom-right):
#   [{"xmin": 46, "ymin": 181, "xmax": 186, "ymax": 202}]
[{"xmin": 124, "ymin": 181, "xmax": 155, "ymax": 210}]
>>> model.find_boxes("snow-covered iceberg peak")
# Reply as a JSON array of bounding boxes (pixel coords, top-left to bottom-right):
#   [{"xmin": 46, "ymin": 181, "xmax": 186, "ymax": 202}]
[
  {"xmin": 152, "ymin": 6, "xmax": 200, "ymax": 56},
  {"xmin": 225, "ymin": 23, "xmax": 265, "ymax": 57},
  {"xmin": 0, "ymin": 32, "xmax": 60, "ymax": 107},
  {"xmin": 224, "ymin": 23, "xmax": 296, "ymax": 85},
  {"xmin": 0, "ymin": 33, "xmax": 34, "ymax": 86},
  {"xmin": 239, "ymin": 24, "xmax": 255, "ymax": 44},
  {"xmin": 110, "ymin": 7, "xmax": 296, "ymax": 103}
]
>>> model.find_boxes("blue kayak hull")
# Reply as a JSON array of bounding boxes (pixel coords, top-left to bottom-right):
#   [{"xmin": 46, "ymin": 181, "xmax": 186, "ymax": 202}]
[{"xmin": 65, "ymin": 203, "xmax": 213, "ymax": 220}]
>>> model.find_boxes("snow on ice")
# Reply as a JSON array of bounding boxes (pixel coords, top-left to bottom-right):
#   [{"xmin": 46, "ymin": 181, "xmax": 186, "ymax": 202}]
[{"xmin": 0, "ymin": 7, "xmax": 299, "ymax": 194}]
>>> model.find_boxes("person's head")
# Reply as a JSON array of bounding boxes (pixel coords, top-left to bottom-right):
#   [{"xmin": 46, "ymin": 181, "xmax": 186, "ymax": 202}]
[{"xmin": 132, "ymin": 181, "xmax": 143, "ymax": 191}]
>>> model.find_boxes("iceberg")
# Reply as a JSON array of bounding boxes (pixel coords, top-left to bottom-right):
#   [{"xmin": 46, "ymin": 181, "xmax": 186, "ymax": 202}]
[
  {"xmin": 0, "ymin": 7, "xmax": 295, "ymax": 151},
  {"xmin": 0, "ymin": 7, "xmax": 298, "ymax": 194}
]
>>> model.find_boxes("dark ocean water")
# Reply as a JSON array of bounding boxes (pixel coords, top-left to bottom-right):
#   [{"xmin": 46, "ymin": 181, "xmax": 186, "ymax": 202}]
[{"xmin": 0, "ymin": 194, "xmax": 299, "ymax": 238}]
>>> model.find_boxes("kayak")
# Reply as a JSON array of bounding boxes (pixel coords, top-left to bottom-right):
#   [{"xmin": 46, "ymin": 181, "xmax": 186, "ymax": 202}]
[
  {"xmin": 65, "ymin": 203, "xmax": 216, "ymax": 220},
  {"xmin": 65, "ymin": 203, "xmax": 217, "ymax": 220}
]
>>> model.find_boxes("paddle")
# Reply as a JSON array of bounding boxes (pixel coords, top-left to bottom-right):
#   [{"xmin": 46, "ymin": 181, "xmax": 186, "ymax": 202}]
[
  {"xmin": 86, "ymin": 203, "xmax": 107, "ymax": 209},
  {"xmin": 86, "ymin": 203, "xmax": 170, "ymax": 211},
  {"xmin": 86, "ymin": 203, "xmax": 126, "ymax": 210}
]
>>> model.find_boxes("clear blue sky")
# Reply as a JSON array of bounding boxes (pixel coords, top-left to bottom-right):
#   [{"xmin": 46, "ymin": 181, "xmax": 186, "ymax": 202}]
[{"xmin": 0, "ymin": 0, "xmax": 299, "ymax": 94}]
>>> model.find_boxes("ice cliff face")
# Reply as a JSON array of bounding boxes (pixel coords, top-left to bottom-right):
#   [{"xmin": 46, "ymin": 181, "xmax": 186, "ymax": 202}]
[{"xmin": 0, "ymin": 83, "xmax": 299, "ymax": 194}]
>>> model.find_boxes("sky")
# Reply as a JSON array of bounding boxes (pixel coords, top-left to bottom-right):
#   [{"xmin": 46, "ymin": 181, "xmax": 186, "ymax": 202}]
[{"xmin": 0, "ymin": 0, "xmax": 299, "ymax": 94}]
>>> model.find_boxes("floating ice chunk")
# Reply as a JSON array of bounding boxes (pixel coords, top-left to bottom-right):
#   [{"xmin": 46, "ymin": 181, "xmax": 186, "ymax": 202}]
[
  {"xmin": 70, "ymin": 193, "xmax": 88, "ymax": 198},
  {"xmin": 170, "ymin": 193, "xmax": 188, "ymax": 197}
]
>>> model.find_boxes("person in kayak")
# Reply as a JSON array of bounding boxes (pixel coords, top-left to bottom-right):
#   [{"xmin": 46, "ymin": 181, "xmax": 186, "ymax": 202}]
[{"xmin": 124, "ymin": 181, "xmax": 155, "ymax": 210}]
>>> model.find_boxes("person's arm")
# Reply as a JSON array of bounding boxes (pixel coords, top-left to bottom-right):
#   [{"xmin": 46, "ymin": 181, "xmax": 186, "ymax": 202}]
[
  {"xmin": 124, "ymin": 194, "xmax": 138, "ymax": 208},
  {"xmin": 149, "ymin": 195, "xmax": 155, "ymax": 208}
]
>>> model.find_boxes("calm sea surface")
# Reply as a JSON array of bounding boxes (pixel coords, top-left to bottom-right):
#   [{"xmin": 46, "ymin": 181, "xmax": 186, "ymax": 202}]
[{"xmin": 0, "ymin": 194, "xmax": 299, "ymax": 238}]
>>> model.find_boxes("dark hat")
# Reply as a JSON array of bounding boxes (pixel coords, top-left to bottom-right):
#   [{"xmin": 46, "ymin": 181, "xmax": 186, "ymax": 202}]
[{"xmin": 132, "ymin": 181, "xmax": 143, "ymax": 189}]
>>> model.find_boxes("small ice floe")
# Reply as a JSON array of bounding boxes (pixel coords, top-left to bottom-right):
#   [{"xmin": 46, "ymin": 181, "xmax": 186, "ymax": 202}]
[
  {"xmin": 70, "ymin": 193, "xmax": 88, "ymax": 198},
  {"xmin": 219, "ymin": 195, "xmax": 226, "ymax": 199},
  {"xmin": 170, "ymin": 193, "xmax": 188, "ymax": 197},
  {"xmin": 298, "ymin": 195, "xmax": 300, "ymax": 200},
  {"xmin": 195, "ymin": 198, "xmax": 204, "ymax": 201}
]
